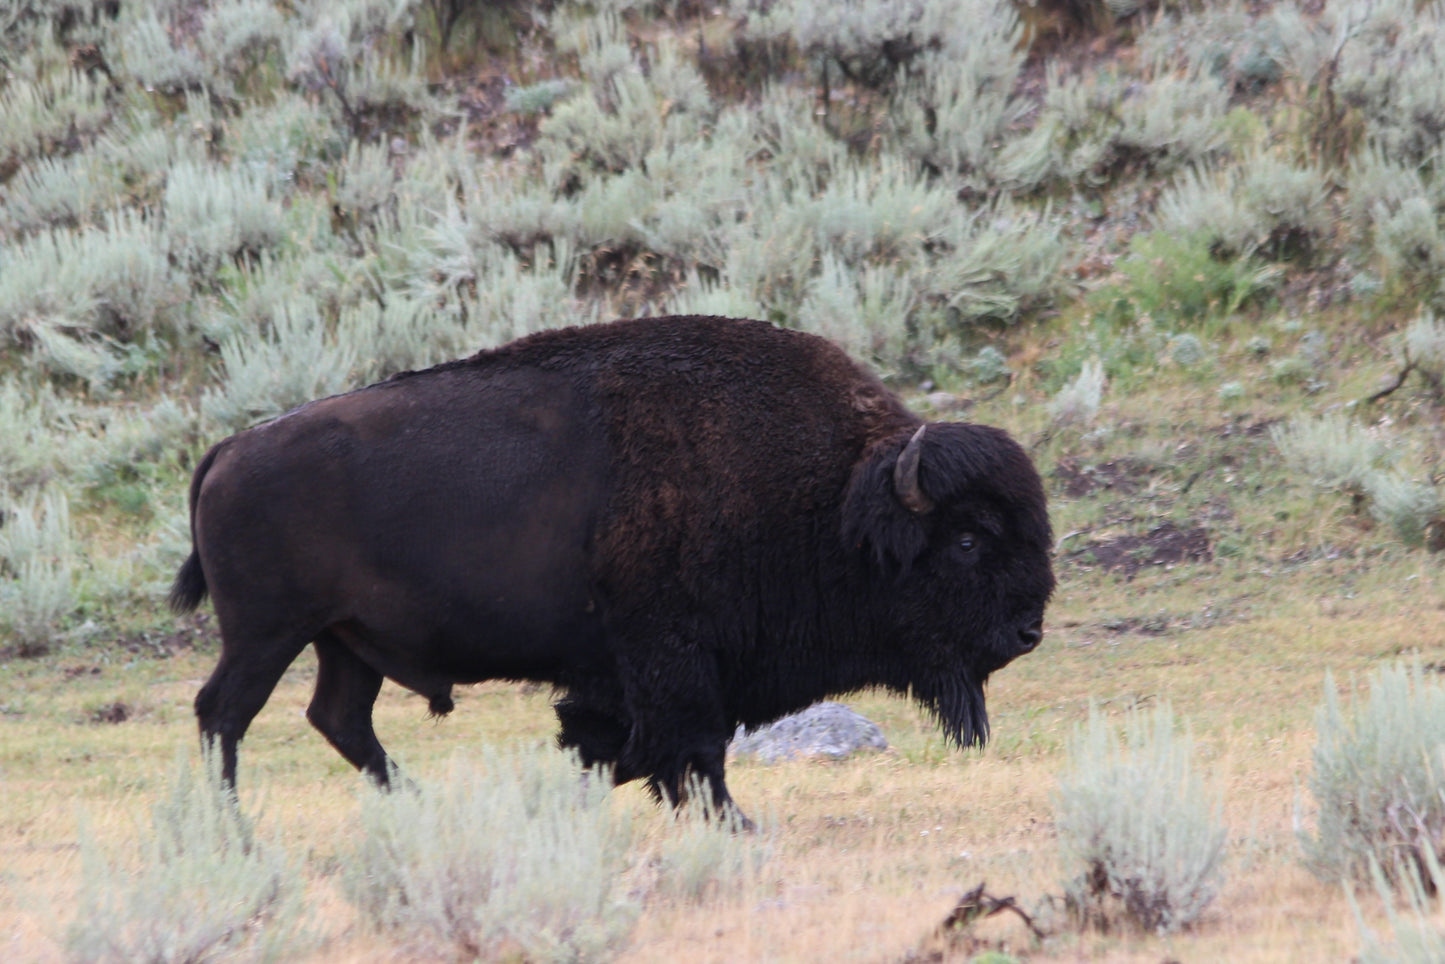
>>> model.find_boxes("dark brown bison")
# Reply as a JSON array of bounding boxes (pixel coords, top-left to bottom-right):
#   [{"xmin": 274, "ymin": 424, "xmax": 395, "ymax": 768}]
[{"xmin": 171, "ymin": 315, "xmax": 1053, "ymax": 821}]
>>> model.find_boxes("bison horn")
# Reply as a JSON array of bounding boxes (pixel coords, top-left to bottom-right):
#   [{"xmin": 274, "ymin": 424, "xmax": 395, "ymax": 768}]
[{"xmin": 893, "ymin": 425, "xmax": 935, "ymax": 515}]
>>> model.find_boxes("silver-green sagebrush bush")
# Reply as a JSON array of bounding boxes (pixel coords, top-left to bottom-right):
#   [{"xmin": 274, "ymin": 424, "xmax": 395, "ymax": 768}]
[
  {"xmin": 1055, "ymin": 703, "xmax": 1227, "ymax": 934},
  {"xmin": 0, "ymin": 66, "xmax": 110, "ymax": 171},
  {"xmin": 886, "ymin": 0, "xmax": 1025, "ymax": 180},
  {"xmin": 200, "ymin": 300, "xmax": 360, "ymax": 431},
  {"xmin": 1354, "ymin": 851, "xmax": 1445, "ymax": 964},
  {"xmin": 0, "ymin": 377, "xmax": 69, "ymax": 490},
  {"xmin": 1048, "ymin": 358, "xmax": 1105, "ymax": 427},
  {"xmin": 0, "ymin": 212, "xmax": 181, "ymax": 361},
  {"xmin": 1363, "ymin": 470, "xmax": 1442, "ymax": 548},
  {"xmin": 1153, "ymin": 155, "xmax": 1329, "ymax": 261},
  {"xmin": 1343, "ymin": 142, "xmax": 1432, "ymax": 236},
  {"xmin": 650, "ymin": 779, "xmax": 771, "ymax": 905},
  {"xmin": 65, "ymin": 750, "xmax": 307, "ymax": 964},
  {"xmin": 0, "ymin": 149, "xmax": 122, "ymax": 238},
  {"xmin": 343, "ymin": 747, "xmax": 638, "ymax": 963},
  {"xmin": 0, "ymin": 487, "xmax": 75, "ymax": 656},
  {"xmin": 163, "ymin": 160, "xmax": 284, "ymax": 277},
  {"xmin": 1372, "ymin": 196, "xmax": 1445, "ymax": 289},
  {"xmin": 1301, "ymin": 663, "xmax": 1445, "ymax": 888},
  {"xmin": 118, "ymin": 9, "xmax": 207, "ymax": 95},
  {"xmin": 1270, "ymin": 412, "xmax": 1393, "ymax": 498}
]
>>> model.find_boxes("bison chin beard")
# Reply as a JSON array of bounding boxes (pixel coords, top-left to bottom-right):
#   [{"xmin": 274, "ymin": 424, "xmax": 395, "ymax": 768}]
[{"xmin": 915, "ymin": 671, "xmax": 991, "ymax": 750}]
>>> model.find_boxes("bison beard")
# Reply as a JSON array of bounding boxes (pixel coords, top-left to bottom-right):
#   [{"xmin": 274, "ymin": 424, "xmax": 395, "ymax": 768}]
[
  {"xmin": 916, "ymin": 671, "xmax": 992, "ymax": 750},
  {"xmin": 172, "ymin": 315, "xmax": 1054, "ymax": 825}
]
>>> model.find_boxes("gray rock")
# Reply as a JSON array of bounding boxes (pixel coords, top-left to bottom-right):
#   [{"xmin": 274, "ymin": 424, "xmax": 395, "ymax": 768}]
[{"xmin": 728, "ymin": 702, "xmax": 888, "ymax": 763}]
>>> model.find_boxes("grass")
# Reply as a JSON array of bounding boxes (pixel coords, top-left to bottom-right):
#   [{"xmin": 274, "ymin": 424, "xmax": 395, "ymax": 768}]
[{"xmin": 4, "ymin": 504, "xmax": 1444, "ymax": 961}]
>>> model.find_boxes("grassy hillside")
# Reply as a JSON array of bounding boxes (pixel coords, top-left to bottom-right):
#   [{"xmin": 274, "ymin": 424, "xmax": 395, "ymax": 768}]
[{"xmin": 3, "ymin": 0, "xmax": 1445, "ymax": 960}]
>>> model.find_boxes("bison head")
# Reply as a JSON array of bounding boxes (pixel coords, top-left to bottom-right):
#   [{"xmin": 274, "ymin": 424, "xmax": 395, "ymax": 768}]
[{"xmin": 842, "ymin": 422, "xmax": 1054, "ymax": 748}]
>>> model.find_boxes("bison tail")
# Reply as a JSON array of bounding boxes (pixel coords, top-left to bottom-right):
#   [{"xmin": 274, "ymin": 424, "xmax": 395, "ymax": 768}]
[
  {"xmin": 168, "ymin": 441, "xmax": 222, "ymax": 615},
  {"xmin": 168, "ymin": 550, "xmax": 208, "ymax": 614}
]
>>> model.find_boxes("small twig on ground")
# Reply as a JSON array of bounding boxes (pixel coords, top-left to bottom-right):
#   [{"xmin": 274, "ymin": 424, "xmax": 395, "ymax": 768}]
[
  {"xmin": 939, "ymin": 882, "xmax": 1048, "ymax": 942},
  {"xmin": 1367, "ymin": 357, "xmax": 1418, "ymax": 405}
]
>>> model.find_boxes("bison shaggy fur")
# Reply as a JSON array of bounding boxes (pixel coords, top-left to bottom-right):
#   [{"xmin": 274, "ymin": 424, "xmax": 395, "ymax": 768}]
[{"xmin": 171, "ymin": 315, "xmax": 1054, "ymax": 821}]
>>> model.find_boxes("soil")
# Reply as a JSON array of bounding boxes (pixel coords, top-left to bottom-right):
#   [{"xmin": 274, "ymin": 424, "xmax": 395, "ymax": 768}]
[
  {"xmin": 1063, "ymin": 520, "xmax": 1213, "ymax": 576},
  {"xmin": 88, "ymin": 701, "xmax": 130, "ymax": 724},
  {"xmin": 1051, "ymin": 457, "xmax": 1155, "ymax": 498},
  {"xmin": 110, "ymin": 612, "xmax": 218, "ymax": 659}
]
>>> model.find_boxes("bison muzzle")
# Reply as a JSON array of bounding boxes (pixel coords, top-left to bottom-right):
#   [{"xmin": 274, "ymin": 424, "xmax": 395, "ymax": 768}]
[{"xmin": 171, "ymin": 315, "xmax": 1054, "ymax": 823}]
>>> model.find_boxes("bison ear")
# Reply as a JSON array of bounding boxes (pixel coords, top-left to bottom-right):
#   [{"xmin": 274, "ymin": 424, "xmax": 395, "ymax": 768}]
[{"xmin": 841, "ymin": 427, "xmax": 932, "ymax": 571}]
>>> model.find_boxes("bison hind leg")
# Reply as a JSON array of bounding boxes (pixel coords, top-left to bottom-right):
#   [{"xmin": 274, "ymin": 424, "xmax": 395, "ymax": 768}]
[{"xmin": 307, "ymin": 633, "xmax": 391, "ymax": 785}]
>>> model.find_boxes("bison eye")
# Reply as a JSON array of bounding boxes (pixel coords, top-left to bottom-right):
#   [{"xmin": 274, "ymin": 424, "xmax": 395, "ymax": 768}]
[{"xmin": 959, "ymin": 533, "xmax": 978, "ymax": 553}]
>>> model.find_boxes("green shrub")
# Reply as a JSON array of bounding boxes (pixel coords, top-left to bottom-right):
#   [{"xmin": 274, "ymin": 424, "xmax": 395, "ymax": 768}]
[
  {"xmin": 118, "ymin": 9, "xmax": 207, "ymax": 94},
  {"xmin": 0, "ymin": 67, "xmax": 111, "ymax": 171},
  {"xmin": 1055, "ymin": 703, "xmax": 1227, "ymax": 934},
  {"xmin": 226, "ymin": 91, "xmax": 349, "ymax": 193},
  {"xmin": 1153, "ymin": 157, "xmax": 1329, "ymax": 261},
  {"xmin": 1354, "ymin": 852, "xmax": 1445, "ymax": 964},
  {"xmin": 282, "ymin": 0, "xmax": 437, "ymax": 138},
  {"xmin": 1048, "ymin": 358, "xmax": 1105, "ymax": 427},
  {"xmin": 1343, "ymin": 142, "xmax": 1431, "ymax": 235},
  {"xmin": 65, "ymin": 749, "xmax": 307, "ymax": 964},
  {"xmin": 793, "ymin": 254, "xmax": 918, "ymax": 367},
  {"xmin": 738, "ymin": 0, "xmax": 1016, "ymax": 93},
  {"xmin": 331, "ymin": 140, "xmax": 400, "ymax": 231},
  {"xmin": 1113, "ymin": 62, "xmax": 1229, "ymax": 167},
  {"xmin": 1372, "ymin": 197, "xmax": 1445, "ymax": 290},
  {"xmin": 1275, "ymin": 0, "xmax": 1445, "ymax": 164},
  {"xmin": 0, "ymin": 487, "xmax": 75, "ymax": 656},
  {"xmin": 887, "ymin": 0, "xmax": 1025, "ymax": 181},
  {"xmin": 0, "ymin": 0, "xmax": 119, "ymax": 59},
  {"xmin": 0, "ymin": 377, "xmax": 70, "ymax": 490},
  {"xmin": 197, "ymin": 0, "xmax": 287, "ymax": 98},
  {"xmin": 200, "ymin": 300, "xmax": 360, "ymax": 430},
  {"xmin": 1334, "ymin": 3, "xmax": 1445, "ymax": 164},
  {"xmin": 1271, "ymin": 413, "xmax": 1393, "ymax": 500},
  {"xmin": 1138, "ymin": 0, "xmax": 1284, "ymax": 95},
  {"xmin": 163, "ymin": 160, "xmax": 284, "ymax": 277},
  {"xmin": 505, "ymin": 79, "xmax": 576, "ymax": 115},
  {"xmin": 1113, "ymin": 231, "xmax": 1278, "ymax": 324},
  {"xmin": 964, "ymin": 345, "xmax": 1012, "ymax": 385},
  {"xmin": 927, "ymin": 201, "xmax": 1067, "ymax": 326},
  {"xmin": 1301, "ymin": 663, "xmax": 1445, "ymax": 888},
  {"xmin": 1167, "ymin": 332, "xmax": 1208, "ymax": 368},
  {"xmin": 544, "ymin": 16, "xmax": 713, "ymax": 174},
  {"xmin": 1404, "ymin": 311, "xmax": 1445, "ymax": 384},
  {"xmin": 342, "ymin": 746, "xmax": 638, "ymax": 963},
  {"xmin": 1363, "ymin": 470, "xmax": 1442, "ymax": 549},
  {"xmin": 650, "ymin": 778, "xmax": 770, "ymax": 904},
  {"xmin": 0, "ymin": 149, "xmax": 123, "ymax": 238}
]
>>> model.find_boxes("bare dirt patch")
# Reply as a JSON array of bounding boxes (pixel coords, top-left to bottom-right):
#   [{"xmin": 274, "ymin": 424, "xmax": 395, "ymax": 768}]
[
  {"xmin": 1052, "ymin": 457, "xmax": 1156, "ymax": 498},
  {"xmin": 87, "ymin": 701, "xmax": 130, "ymax": 724},
  {"xmin": 1064, "ymin": 520, "xmax": 1213, "ymax": 576},
  {"xmin": 110, "ymin": 613, "xmax": 218, "ymax": 658}
]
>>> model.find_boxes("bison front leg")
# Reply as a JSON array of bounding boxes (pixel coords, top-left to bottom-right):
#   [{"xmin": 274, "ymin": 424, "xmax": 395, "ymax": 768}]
[
  {"xmin": 307, "ymin": 632, "xmax": 392, "ymax": 785},
  {"xmin": 612, "ymin": 642, "xmax": 754, "ymax": 830}
]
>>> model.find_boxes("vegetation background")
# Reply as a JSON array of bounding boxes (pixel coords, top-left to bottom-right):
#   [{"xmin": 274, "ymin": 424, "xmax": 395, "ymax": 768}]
[{"xmin": 4, "ymin": 0, "xmax": 1445, "ymax": 959}]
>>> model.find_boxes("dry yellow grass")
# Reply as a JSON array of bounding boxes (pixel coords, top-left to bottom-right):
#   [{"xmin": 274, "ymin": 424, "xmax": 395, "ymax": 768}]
[{"xmin": 4, "ymin": 548, "xmax": 1445, "ymax": 962}]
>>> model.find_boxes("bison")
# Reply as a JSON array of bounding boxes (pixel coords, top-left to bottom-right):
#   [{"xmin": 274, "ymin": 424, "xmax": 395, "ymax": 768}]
[{"xmin": 170, "ymin": 315, "xmax": 1054, "ymax": 821}]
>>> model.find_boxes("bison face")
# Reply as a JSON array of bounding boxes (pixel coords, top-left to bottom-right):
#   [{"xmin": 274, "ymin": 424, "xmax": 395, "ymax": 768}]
[{"xmin": 842, "ymin": 422, "xmax": 1054, "ymax": 748}]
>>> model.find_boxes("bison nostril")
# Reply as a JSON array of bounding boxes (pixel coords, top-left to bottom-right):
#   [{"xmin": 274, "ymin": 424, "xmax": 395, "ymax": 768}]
[{"xmin": 1018, "ymin": 624, "xmax": 1043, "ymax": 651}]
